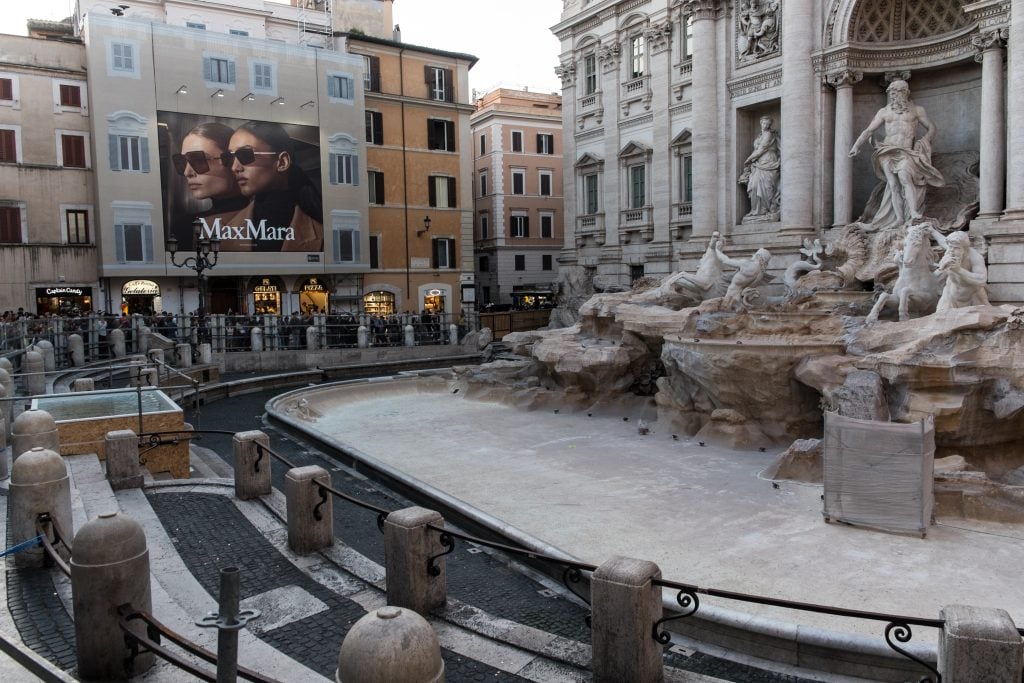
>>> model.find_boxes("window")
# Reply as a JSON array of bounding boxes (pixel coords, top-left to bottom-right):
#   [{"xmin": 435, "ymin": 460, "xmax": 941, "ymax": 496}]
[
  {"xmin": 511, "ymin": 214, "xmax": 529, "ymax": 238},
  {"xmin": 583, "ymin": 54, "xmax": 597, "ymax": 95},
  {"xmin": 331, "ymin": 211, "xmax": 361, "ymax": 263},
  {"xmin": 479, "ymin": 134, "xmax": 486, "ymax": 156},
  {"xmin": 65, "ymin": 209, "xmax": 89, "ymax": 244},
  {"xmin": 186, "ymin": 21, "xmax": 206, "ymax": 30},
  {"xmin": 0, "ymin": 78, "xmax": 12, "ymax": 101},
  {"xmin": 61, "ymin": 134, "xmax": 87, "ymax": 168},
  {"xmin": 110, "ymin": 134, "xmax": 148, "ymax": 172},
  {"xmin": 629, "ymin": 164, "xmax": 646, "ymax": 209},
  {"xmin": 59, "ymin": 84, "xmax": 81, "ymax": 108},
  {"xmin": 203, "ymin": 56, "xmax": 236, "ymax": 85},
  {"xmin": 116, "ymin": 224, "xmax": 153, "ymax": 262},
  {"xmin": 537, "ymin": 133, "xmax": 554, "ymax": 154},
  {"xmin": 629, "ymin": 35, "xmax": 645, "ymax": 78},
  {"xmin": 425, "ymin": 66, "xmax": 453, "ymax": 102},
  {"xmin": 514, "ymin": 254, "xmax": 526, "ymax": 271},
  {"xmin": 540, "ymin": 213, "xmax": 554, "ymax": 239},
  {"xmin": 363, "ymin": 55, "xmax": 381, "ymax": 92},
  {"xmin": 0, "ymin": 128, "xmax": 18, "ymax": 163},
  {"xmin": 631, "ymin": 265, "xmax": 645, "ymax": 283},
  {"xmin": 539, "ymin": 171, "xmax": 552, "ymax": 197},
  {"xmin": 365, "ymin": 111, "xmax": 383, "ymax": 144},
  {"xmin": 684, "ymin": 16, "xmax": 694, "ymax": 60},
  {"xmin": 110, "ymin": 41, "xmax": 137, "ymax": 75},
  {"xmin": 479, "ymin": 213, "xmax": 489, "ymax": 239},
  {"xmin": 368, "ymin": 170, "xmax": 385, "ymax": 205},
  {"xmin": 369, "ymin": 234, "xmax": 380, "ymax": 269},
  {"xmin": 432, "ymin": 237, "xmax": 456, "ymax": 268},
  {"xmin": 327, "ymin": 74, "xmax": 355, "ymax": 101},
  {"xmin": 479, "ymin": 255, "xmax": 489, "ymax": 272},
  {"xmin": 682, "ymin": 154, "xmax": 693, "ymax": 202},
  {"xmin": 511, "ymin": 131, "xmax": 523, "ymax": 153},
  {"xmin": 427, "ymin": 118, "xmax": 455, "ymax": 151},
  {"xmin": 330, "ymin": 153, "xmax": 358, "ymax": 185},
  {"xmin": 542, "ymin": 254, "xmax": 553, "ymax": 271},
  {"xmin": 478, "ymin": 171, "xmax": 487, "ymax": 197},
  {"xmin": 584, "ymin": 173, "xmax": 599, "ymax": 214},
  {"xmin": 252, "ymin": 62, "xmax": 275, "ymax": 92},
  {"xmin": 0, "ymin": 206, "xmax": 23, "ymax": 243},
  {"xmin": 428, "ymin": 176, "xmax": 457, "ymax": 208},
  {"xmin": 512, "ymin": 169, "xmax": 525, "ymax": 195},
  {"xmin": 229, "ymin": 29, "xmax": 249, "ymax": 36}
]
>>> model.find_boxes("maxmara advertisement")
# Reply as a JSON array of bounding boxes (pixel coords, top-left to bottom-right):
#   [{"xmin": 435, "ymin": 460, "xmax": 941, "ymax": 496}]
[{"xmin": 158, "ymin": 112, "xmax": 324, "ymax": 253}]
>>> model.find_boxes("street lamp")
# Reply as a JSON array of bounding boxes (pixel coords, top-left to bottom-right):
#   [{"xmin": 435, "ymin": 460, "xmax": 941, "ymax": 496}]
[{"xmin": 167, "ymin": 219, "xmax": 220, "ymax": 318}]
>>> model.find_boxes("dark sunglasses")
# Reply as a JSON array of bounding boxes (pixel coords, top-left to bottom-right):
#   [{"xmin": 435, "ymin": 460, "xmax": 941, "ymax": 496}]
[
  {"xmin": 223, "ymin": 146, "xmax": 280, "ymax": 166},
  {"xmin": 171, "ymin": 151, "xmax": 224, "ymax": 175}
]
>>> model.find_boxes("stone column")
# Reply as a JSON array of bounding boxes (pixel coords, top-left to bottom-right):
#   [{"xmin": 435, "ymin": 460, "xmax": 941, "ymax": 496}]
[
  {"xmin": 828, "ymin": 70, "xmax": 863, "ymax": 227},
  {"xmin": 779, "ymin": 0, "xmax": 816, "ymax": 234},
  {"xmin": 1004, "ymin": 0, "xmax": 1024, "ymax": 219},
  {"xmin": 22, "ymin": 350, "xmax": 45, "ymax": 396},
  {"xmin": 974, "ymin": 30, "xmax": 1009, "ymax": 219},
  {"xmin": 683, "ymin": 0, "xmax": 720, "ymax": 237},
  {"xmin": 591, "ymin": 556, "xmax": 664, "ymax": 683},
  {"xmin": 383, "ymin": 506, "xmax": 447, "ymax": 616},
  {"xmin": 105, "ymin": 429, "xmax": 143, "ymax": 490},
  {"xmin": 233, "ymin": 430, "xmax": 271, "ymax": 500},
  {"xmin": 285, "ymin": 465, "xmax": 333, "ymax": 554},
  {"xmin": 939, "ymin": 604, "xmax": 1023, "ymax": 681}
]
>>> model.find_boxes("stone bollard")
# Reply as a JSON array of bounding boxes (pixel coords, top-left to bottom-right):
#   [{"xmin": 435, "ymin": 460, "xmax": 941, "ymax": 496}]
[
  {"xmin": 357, "ymin": 325, "xmax": 369, "ymax": 348},
  {"xmin": 449, "ymin": 324, "xmax": 459, "ymax": 346},
  {"xmin": 128, "ymin": 359, "xmax": 145, "ymax": 387},
  {"xmin": 108, "ymin": 328, "xmax": 126, "ymax": 358},
  {"xmin": 33, "ymin": 340, "xmax": 56, "ymax": 372},
  {"xmin": 234, "ymin": 430, "xmax": 271, "ymax": 500},
  {"xmin": 197, "ymin": 342, "xmax": 212, "ymax": 365},
  {"xmin": 72, "ymin": 511, "xmax": 154, "ymax": 680},
  {"xmin": 336, "ymin": 607, "xmax": 444, "ymax": 683},
  {"xmin": 306, "ymin": 326, "xmax": 319, "ymax": 351},
  {"xmin": 591, "ymin": 556, "xmax": 664, "ymax": 683},
  {"xmin": 140, "ymin": 368, "xmax": 158, "ymax": 387},
  {"xmin": 0, "ymin": 416, "xmax": 7, "ymax": 480},
  {"xmin": 251, "ymin": 326, "xmax": 264, "ymax": 353},
  {"xmin": 22, "ymin": 350, "xmax": 46, "ymax": 395},
  {"xmin": 72, "ymin": 378, "xmax": 95, "ymax": 392},
  {"xmin": 939, "ymin": 605, "xmax": 1023, "ymax": 681},
  {"xmin": 105, "ymin": 429, "xmax": 143, "ymax": 490},
  {"xmin": 148, "ymin": 348, "xmax": 165, "ymax": 365},
  {"xmin": 175, "ymin": 343, "xmax": 192, "ymax": 369},
  {"xmin": 383, "ymin": 507, "xmax": 447, "ymax": 616},
  {"xmin": 138, "ymin": 326, "xmax": 151, "ymax": 356},
  {"xmin": 0, "ymin": 356, "xmax": 13, "ymax": 374},
  {"xmin": 0, "ymin": 375, "xmax": 10, "ymax": 441},
  {"xmin": 404, "ymin": 324, "xmax": 415, "ymax": 347},
  {"xmin": 68, "ymin": 334, "xmax": 85, "ymax": 367},
  {"xmin": 12, "ymin": 409, "xmax": 60, "ymax": 461},
  {"xmin": 285, "ymin": 466, "xmax": 333, "ymax": 554},
  {"xmin": 9, "ymin": 447, "xmax": 72, "ymax": 568}
]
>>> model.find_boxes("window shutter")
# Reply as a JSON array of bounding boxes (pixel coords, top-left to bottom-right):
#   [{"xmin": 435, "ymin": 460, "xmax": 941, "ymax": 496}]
[
  {"xmin": 140, "ymin": 138, "xmax": 150, "ymax": 172},
  {"xmin": 443, "ymin": 69, "xmax": 453, "ymax": 102},
  {"xmin": 375, "ymin": 171, "xmax": 385, "ymax": 204},
  {"xmin": 123, "ymin": 44, "xmax": 134, "ymax": 70},
  {"xmin": 447, "ymin": 178, "xmax": 456, "ymax": 207},
  {"xmin": 227, "ymin": 60, "xmax": 236, "ymax": 84},
  {"xmin": 329, "ymin": 154, "xmax": 338, "ymax": 184},
  {"xmin": 142, "ymin": 224, "xmax": 154, "ymax": 262},
  {"xmin": 203, "ymin": 57, "xmax": 213, "ymax": 81},
  {"xmin": 352, "ymin": 231, "xmax": 361, "ymax": 262},
  {"xmin": 369, "ymin": 56, "xmax": 380, "ymax": 92},
  {"xmin": 431, "ymin": 238, "xmax": 440, "ymax": 268},
  {"xmin": 424, "ymin": 65, "xmax": 432, "ymax": 85},
  {"xmin": 332, "ymin": 228, "xmax": 342, "ymax": 263},
  {"xmin": 428, "ymin": 177, "xmax": 436, "ymax": 207},
  {"xmin": 427, "ymin": 119, "xmax": 436, "ymax": 150},
  {"xmin": 536, "ymin": 133, "xmax": 543, "ymax": 153},
  {"xmin": 373, "ymin": 112, "xmax": 383, "ymax": 145},
  {"xmin": 524, "ymin": 217, "xmax": 530, "ymax": 238},
  {"xmin": 445, "ymin": 121, "xmax": 455, "ymax": 151},
  {"xmin": 114, "ymin": 224, "xmax": 126, "ymax": 262},
  {"xmin": 446, "ymin": 239, "xmax": 456, "ymax": 267},
  {"xmin": 365, "ymin": 112, "xmax": 372, "ymax": 143},
  {"xmin": 108, "ymin": 134, "xmax": 121, "ymax": 171},
  {"xmin": 351, "ymin": 157, "xmax": 359, "ymax": 187}
]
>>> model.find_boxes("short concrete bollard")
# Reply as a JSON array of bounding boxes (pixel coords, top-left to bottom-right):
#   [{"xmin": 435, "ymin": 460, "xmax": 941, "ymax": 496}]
[
  {"xmin": 138, "ymin": 326, "xmax": 151, "ymax": 355},
  {"xmin": 0, "ymin": 356, "xmax": 13, "ymax": 374},
  {"xmin": 72, "ymin": 377, "xmax": 95, "ymax": 392},
  {"xmin": 128, "ymin": 359, "xmax": 145, "ymax": 387},
  {"xmin": 251, "ymin": 326, "xmax": 264, "ymax": 352},
  {"xmin": 72, "ymin": 511, "xmax": 154, "ymax": 680},
  {"xmin": 140, "ymin": 368, "xmax": 158, "ymax": 387},
  {"xmin": 0, "ymin": 416, "xmax": 7, "ymax": 480},
  {"xmin": 383, "ymin": 507, "xmax": 447, "ymax": 616},
  {"xmin": 591, "ymin": 555, "xmax": 664, "ymax": 683},
  {"xmin": 22, "ymin": 350, "xmax": 46, "ymax": 395},
  {"xmin": 105, "ymin": 429, "xmax": 143, "ymax": 490},
  {"xmin": 11, "ymin": 409, "xmax": 60, "ymax": 461},
  {"xmin": 68, "ymin": 334, "xmax": 85, "ymax": 367},
  {"xmin": 147, "ymin": 348, "xmax": 165, "ymax": 365},
  {"xmin": 0, "ymin": 374, "xmax": 10, "ymax": 440},
  {"xmin": 939, "ymin": 605, "xmax": 1023, "ymax": 681},
  {"xmin": 175, "ymin": 343, "xmax": 193, "ymax": 369},
  {"xmin": 234, "ymin": 430, "xmax": 271, "ymax": 500},
  {"xmin": 108, "ymin": 328, "xmax": 126, "ymax": 358},
  {"xmin": 198, "ymin": 342, "xmax": 212, "ymax": 364},
  {"xmin": 306, "ymin": 326, "xmax": 319, "ymax": 351},
  {"xmin": 357, "ymin": 325, "xmax": 369, "ymax": 348},
  {"xmin": 449, "ymin": 324, "xmax": 459, "ymax": 346},
  {"xmin": 336, "ymin": 606, "xmax": 444, "ymax": 683},
  {"xmin": 285, "ymin": 466, "xmax": 333, "ymax": 554},
  {"xmin": 33, "ymin": 340, "xmax": 56, "ymax": 372},
  {"xmin": 404, "ymin": 324, "xmax": 415, "ymax": 347},
  {"xmin": 9, "ymin": 447, "xmax": 72, "ymax": 568}
]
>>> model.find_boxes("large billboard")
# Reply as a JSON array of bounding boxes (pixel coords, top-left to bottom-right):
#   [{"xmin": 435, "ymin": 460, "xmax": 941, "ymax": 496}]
[{"xmin": 158, "ymin": 112, "xmax": 324, "ymax": 253}]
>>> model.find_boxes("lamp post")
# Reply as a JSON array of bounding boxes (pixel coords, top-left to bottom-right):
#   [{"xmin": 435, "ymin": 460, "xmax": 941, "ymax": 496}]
[{"xmin": 166, "ymin": 219, "xmax": 220, "ymax": 319}]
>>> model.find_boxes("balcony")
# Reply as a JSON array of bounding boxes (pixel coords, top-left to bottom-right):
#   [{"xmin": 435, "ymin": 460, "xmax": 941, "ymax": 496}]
[
  {"xmin": 619, "ymin": 207, "xmax": 653, "ymax": 243},
  {"xmin": 575, "ymin": 213, "xmax": 605, "ymax": 247}
]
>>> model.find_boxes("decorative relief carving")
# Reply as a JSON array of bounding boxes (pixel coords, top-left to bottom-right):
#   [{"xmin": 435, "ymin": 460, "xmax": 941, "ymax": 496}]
[
  {"xmin": 826, "ymin": 69, "xmax": 863, "ymax": 89},
  {"xmin": 556, "ymin": 61, "xmax": 577, "ymax": 86},
  {"xmin": 972, "ymin": 28, "xmax": 1008, "ymax": 62},
  {"xmin": 727, "ymin": 68, "xmax": 782, "ymax": 97},
  {"xmin": 737, "ymin": 0, "xmax": 781, "ymax": 64},
  {"xmin": 599, "ymin": 43, "xmax": 621, "ymax": 72},
  {"xmin": 850, "ymin": 0, "xmax": 970, "ymax": 43},
  {"xmin": 645, "ymin": 19, "xmax": 674, "ymax": 53},
  {"xmin": 682, "ymin": 0, "xmax": 721, "ymax": 21}
]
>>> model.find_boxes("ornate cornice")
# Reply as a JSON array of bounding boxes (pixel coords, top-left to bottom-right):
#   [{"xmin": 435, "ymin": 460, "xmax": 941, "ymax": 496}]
[
  {"xmin": 645, "ymin": 19, "xmax": 674, "ymax": 54},
  {"xmin": 972, "ymin": 27, "xmax": 1008, "ymax": 53},
  {"xmin": 556, "ymin": 61, "xmax": 577, "ymax": 86},
  {"xmin": 681, "ymin": 0, "xmax": 720, "ymax": 21},
  {"xmin": 825, "ymin": 69, "xmax": 863, "ymax": 88},
  {"xmin": 619, "ymin": 112, "xmax": 655, "ymax": 130},
  {"xmin": 599, "ymin": 42, "xmax": 621, "ymax": 72},
  {"xmin": 727, "ymin": 67, "xmax": 782, "ymax": 98},
  {"xmin": 814, "ymin": 28, "xmax": 978, "ymax": 77}
]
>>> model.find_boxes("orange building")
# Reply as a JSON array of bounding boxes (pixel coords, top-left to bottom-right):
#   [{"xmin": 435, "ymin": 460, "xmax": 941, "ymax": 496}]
[{"xmin": 343, "ymin": 32, "xmax": 477, "ymax": 317}]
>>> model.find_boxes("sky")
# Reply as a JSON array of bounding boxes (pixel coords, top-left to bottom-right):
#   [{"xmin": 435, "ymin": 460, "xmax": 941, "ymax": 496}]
[{"xmin": 0, "ymin": 0, "xmax": 564, "ymax": 95}]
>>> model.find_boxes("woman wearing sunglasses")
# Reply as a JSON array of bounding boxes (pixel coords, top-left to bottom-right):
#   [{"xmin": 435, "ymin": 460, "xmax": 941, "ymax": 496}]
[
  {"xmin": 227, "ymin": 121, "xmax": 323, "ymax": 252},
  {"xmin": 173, "ymin": 122, "xmax": 251, "ymax": 250}
]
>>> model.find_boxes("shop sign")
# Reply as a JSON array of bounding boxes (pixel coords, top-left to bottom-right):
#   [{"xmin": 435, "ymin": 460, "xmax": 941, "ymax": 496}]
[
  {"xmin": 253, "ymin": 278, "xmax": 279, "ymax": 294},
  {"xmin": 122, "ymin": 279, "xmax": 160, "ymax": 296},
  {"xmin": 38, "ymin": 286, "xmax": 88, "ymax": 297},
  {"xmin": 428, "ymin": 289, "xmax": 442, "ymax": 296},
  {"xmin": 302, "ymin": 277, "xmax": 326, "ymax": 292}
]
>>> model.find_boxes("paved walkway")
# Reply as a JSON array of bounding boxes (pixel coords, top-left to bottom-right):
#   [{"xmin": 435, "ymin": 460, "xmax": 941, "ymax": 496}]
[{"xmin": 0, "ymin": 385, "xmax": 825, "ymax": 682}]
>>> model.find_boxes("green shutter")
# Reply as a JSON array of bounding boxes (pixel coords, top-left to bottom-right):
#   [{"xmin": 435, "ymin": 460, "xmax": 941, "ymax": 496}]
[
  {"xmin": 114, "ymin": 224, "xmax": 126, "ymax": 262},
  {"xmin": 108, "ymin": 134, "xmax": 121, "ymax": 171},
  {"xmin": 140, "ymin": 137, "xmax": 150, "ymax": 173}
]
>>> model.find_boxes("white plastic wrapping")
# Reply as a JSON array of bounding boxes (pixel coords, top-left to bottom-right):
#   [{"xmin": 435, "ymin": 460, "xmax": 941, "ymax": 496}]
[{"xmin": 822, "ymin": 412, "xmax": 934, "ymax": 535}]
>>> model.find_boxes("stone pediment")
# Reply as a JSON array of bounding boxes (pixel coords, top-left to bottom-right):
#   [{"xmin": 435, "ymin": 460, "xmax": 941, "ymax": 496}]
[
  {"xmin": 618, "ymin": 141, "xmax": 652, "ymax": 159},
  {"xmin": 574, "ymin": 152, "xmax": 604, "ymax": 169}
]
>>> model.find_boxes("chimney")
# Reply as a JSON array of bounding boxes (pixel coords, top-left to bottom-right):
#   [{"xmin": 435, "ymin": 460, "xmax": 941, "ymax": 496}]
[{"xmin": 393, "ymin": 24, "xmax": 401, "ymax": 42}]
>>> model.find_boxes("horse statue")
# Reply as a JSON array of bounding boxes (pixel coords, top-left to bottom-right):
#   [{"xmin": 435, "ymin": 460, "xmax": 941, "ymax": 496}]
[{"xmin": 864, "ymin": 222, "xmax": 943, "ymax": 324}]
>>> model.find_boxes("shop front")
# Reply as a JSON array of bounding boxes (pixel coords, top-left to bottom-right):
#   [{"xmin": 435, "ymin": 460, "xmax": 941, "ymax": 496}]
[
  {"xmin": 250, "ymin": 276, "xmax": 283, "ymax": 315},
  {"xmin": 420, "ymin": 286, "xmax": 449, "ymax": 314},
  {"xmin": 510, "ymin": 289, "xmax": 555, "ymax": 310},
  {"xmin": 120, "ymin": 280, "xmax": 161, "ymax": 315},
  {"xmin": 36, "ymin": 286, "xmax": 93, "ymax": 316},
  {"xmin": 362, "ymin": 290, "xmax": 395, "ymax": 316},
  {"xmin": 298, "ymin": 276, "xmax": 329, "ymax": 315}
]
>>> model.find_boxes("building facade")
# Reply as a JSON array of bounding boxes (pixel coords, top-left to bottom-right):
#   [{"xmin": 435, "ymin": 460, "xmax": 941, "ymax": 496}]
[
  {"xmin": 471, "ymin": 88, "xmax": 564, "ymax": 308},
  {"xmin": 553, "ymin": 0, "xmax": 1024, "ymax": 305}
]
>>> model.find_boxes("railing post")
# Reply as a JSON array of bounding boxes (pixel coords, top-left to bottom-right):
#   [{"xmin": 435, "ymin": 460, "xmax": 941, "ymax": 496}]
[
  {"xmin": 195, "ymin": 567, "xmax": 260, "ymax": 683},
  {"xmin": 383, "ymin": 506, "xmax": 447, "ymax": 616},
  {"xmin": 105, "ymin": 429, "xmax": 143, "ymax": 490},
  {"xmin": 108, "ymin": 328, "xmax": 126, "ymax": 358},
  {"xmin": 591, "ymin": 556, "xmax": 664, "ymax": 683},
  {"xmin": 285, "ymin": 466, "xmax": 333, "ymax": 554},
  {"xmin": 68, "ymin": 333, "xmax": 85, "ymax": 366},
  {"xmin": 11, "ymin": 408, "xmax": 60, "ymax": 461},
  {"xmin": 939, "ymin": 605, "xmax": 1023, "ymax": 682},
  {"xmin": 233, "ymin": 430, "xmax": 271, "ymax": 500}
]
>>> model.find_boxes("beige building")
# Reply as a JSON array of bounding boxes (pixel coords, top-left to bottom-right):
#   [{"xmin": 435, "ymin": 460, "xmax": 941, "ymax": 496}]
[
  {"xmin": 0, "ymin": 27, "xmax": 97, "ymax": 314},
  {"xmin": 471, "ymin": 89, "xmax": 563, "ymax": 308}
]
